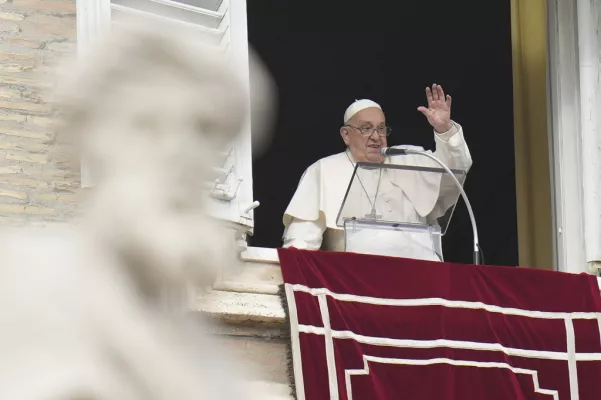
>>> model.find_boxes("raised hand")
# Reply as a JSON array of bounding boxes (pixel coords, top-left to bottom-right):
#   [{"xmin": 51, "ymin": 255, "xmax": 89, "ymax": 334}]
[{"xmin": 417, "ymin": 84, "xmax": 453, "ymax": 133}]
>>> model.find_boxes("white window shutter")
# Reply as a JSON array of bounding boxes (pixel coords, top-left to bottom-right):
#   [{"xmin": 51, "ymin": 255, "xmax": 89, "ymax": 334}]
[{"xmin": 77, "ymin": 0, "xmax": 257, "ymax": 231}]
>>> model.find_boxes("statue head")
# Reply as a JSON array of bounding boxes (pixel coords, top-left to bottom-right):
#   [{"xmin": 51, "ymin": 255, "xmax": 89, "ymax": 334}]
[{"xmin": 56, "ymin": 21, "xmax": 274, "ymax": 298}]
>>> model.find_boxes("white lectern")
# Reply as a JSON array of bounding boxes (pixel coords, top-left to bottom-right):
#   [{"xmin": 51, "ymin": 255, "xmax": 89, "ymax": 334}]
[{"xmin": 336, "ymin": 161, "xmax": 468, "ymax": 262}]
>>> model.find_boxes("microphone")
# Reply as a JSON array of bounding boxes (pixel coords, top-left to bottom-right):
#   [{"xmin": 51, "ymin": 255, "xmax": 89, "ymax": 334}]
[
  {"xmin": 380, "ymin": 147, "xmax": 407, "ymax": 157},
  {"xmin": 380, "ymin": 147, "xmax": 481, "ymax": 265}
]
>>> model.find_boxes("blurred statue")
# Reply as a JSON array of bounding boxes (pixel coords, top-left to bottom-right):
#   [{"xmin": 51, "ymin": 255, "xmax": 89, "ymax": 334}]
[{"xmin": 0, "ymin": 21, "xmax": 276, "ymax": 399}]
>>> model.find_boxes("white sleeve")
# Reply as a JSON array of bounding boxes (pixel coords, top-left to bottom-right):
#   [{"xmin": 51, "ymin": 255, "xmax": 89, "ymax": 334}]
[
  {"xmin": 433, "ymin": 121, "xmax": 472, "ymax": 171},
  {"xmin": 429, "ymin": 121, "xmax": 473, "ymax": 219},
  {"xmin": 282, "ymin": 217, "xmax": 326, "ymax": 250}
]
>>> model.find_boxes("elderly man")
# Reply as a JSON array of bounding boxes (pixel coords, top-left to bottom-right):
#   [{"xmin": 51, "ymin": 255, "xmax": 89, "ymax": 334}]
[{"xmin": 282, "ymin": 84, "xmax": 472, "ymax": 260}]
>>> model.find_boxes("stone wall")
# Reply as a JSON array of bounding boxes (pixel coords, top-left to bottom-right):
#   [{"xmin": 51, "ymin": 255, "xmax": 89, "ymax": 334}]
[
  {"xmin": 217, "ymin": 335, "xmax": 289, "ymax": 385},
  {"xmin": 0, "ymin": 0, "xmax": 79, "ymax": 225}
]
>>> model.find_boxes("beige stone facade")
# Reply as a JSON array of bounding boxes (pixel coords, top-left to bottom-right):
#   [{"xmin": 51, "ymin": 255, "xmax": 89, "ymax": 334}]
[
  {"xmin": 217, "ymin": 335, "xmax": 289, "ymax": 385},
  {"xmin": 0, "ymin": 0, "xmax": 79, "ymax": 225}
]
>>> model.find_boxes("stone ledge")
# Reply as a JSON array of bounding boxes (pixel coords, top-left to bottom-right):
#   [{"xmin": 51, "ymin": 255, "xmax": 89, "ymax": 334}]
[
  {"xmin": 193, "ymin": 289, "xmax": 285, "ymax": 325},
  {"xmin": 193, "ymin": 248, "xmax": 288, "ymax": 335},
  {"xmin": 199, "ymin": 322, "xmax": 288, "ymax": 339},
  {"xmin": 213, "ymin": 280, "xmax": 280, "ymax": 295},
  {"xmin": 241, "ymin": 246, "xmax": 279, "ymax": 264},
  {"xmin": 223, "ymin": 260, "xmax": 282, "ymax": 283},
  {"xmin": 216, "ymin": 258, "xmax": 283, "ymax": 295}
]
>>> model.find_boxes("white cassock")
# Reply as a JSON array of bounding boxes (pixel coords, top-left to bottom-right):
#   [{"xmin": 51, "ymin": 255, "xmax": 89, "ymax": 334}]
[{"xmin": 282, "ymin": 121, "xmax": 472, "ymax": 261}]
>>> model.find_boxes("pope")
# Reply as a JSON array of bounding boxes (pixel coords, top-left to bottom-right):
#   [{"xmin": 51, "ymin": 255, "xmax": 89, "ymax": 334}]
[{"xmin": 281, "ymin": 84, "xmax": 473, "ymax": 260}]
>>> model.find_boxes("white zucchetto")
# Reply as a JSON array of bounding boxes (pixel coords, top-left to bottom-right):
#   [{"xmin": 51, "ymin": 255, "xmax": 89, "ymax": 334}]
[{"xmin": 343, "ymin": 99, "xmax": 382, "ymax": 123}]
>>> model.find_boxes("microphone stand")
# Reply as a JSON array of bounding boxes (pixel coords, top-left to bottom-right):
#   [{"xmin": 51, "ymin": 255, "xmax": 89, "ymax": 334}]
[{"xmin": 381, "ymin": 147, "xmax": 480, "ymax": 265}]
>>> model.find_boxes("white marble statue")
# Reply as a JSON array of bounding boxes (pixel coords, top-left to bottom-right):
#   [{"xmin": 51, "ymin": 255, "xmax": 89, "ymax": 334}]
[{"xmin": 0, "ymin": 22, "xmax": 276, "ymax": 399}]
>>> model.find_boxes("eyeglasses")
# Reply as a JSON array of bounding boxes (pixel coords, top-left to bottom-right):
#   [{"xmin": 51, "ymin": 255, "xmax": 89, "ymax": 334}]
[{"xmin": 346, "ymin": 125, "xmax": 392, "ymax": 137}]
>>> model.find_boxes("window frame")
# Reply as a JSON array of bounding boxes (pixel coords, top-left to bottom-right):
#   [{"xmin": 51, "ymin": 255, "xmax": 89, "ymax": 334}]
[{"xmin": 75, "ymin": 0, "xmax": 258, "ymax": 235}]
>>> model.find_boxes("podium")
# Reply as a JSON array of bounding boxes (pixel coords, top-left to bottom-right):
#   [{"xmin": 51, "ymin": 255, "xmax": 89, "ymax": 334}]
[{"xmin": 335, "ymin": 161, "xmax": 467, "ymax": 261}]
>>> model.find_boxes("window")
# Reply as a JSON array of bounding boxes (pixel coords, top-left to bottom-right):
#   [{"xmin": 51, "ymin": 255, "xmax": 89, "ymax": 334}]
[{"xmin": 76, "ymin": 0, "xmax": 258, "ymax": 232}]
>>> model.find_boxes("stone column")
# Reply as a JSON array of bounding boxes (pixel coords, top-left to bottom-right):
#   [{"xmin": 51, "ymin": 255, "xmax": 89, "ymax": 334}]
[
  {"xmin": 548, "ymin": 0, "xmax": 601, "ymax": 274},
  {"xmin": 575, "ymin": 0, "xmax": 601, "ymax": 274}
]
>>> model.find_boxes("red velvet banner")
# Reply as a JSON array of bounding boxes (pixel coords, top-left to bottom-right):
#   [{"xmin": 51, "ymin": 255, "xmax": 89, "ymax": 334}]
[{"xmin": 278, "ymin": 248, "xmax": 601, "ymax": 400}]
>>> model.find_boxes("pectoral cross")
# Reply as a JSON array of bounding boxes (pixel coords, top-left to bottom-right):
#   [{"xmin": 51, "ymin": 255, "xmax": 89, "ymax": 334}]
[{"xmin": 364, "ymin": 209, "xmax": 383, "ymax": 220}]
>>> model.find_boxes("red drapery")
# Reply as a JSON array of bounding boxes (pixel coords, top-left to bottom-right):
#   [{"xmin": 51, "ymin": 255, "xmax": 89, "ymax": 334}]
[{"xmin": 278, "ymin": 248, "xmax": 601, "ymax": 400}]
